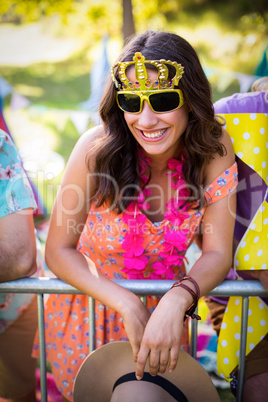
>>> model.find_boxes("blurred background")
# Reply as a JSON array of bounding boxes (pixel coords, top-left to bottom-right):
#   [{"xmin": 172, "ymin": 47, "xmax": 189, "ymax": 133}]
[{"xmin": 0, "ymin": 0, "xmax": 267, "ymax": 215}]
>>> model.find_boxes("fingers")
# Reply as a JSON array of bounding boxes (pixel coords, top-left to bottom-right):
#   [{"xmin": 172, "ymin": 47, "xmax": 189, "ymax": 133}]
[
  {"xmin": 158, "ymin": 349, "xmax": 170, "ymax": 374},
  {"xmin": 132, "ymin": 342, "xmax": 140, "ymax": 363},
  {"xmin": 136, "ymin": 346, "xmax": 179, "ymax": 379},
  {"xmin": 148, "ymin": 349, "xmax": 160, "ymax": 377},
  {"xmin": 135, "ymin": 345, "xmax": 150, "ymax": 380},
  {"xmin": 168, "ymin": 346, "xmax": 179, "ymax": 373},
  {"xmin": 149, "ymin": 348, "xmax": 178, "ymax": 375}
]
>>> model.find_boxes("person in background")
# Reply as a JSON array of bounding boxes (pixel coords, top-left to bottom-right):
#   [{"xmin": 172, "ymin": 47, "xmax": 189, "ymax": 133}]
[
  {"xmin": 0, "ymin": 128, "xmax": 42, "ymax": 402},
  {"xmin": 202, "ymin": 76, "xmax": 268, "ymax": 401},
  {"xmin": 35, "ymin": 30, "xmax": 237, "ymax": 401}
]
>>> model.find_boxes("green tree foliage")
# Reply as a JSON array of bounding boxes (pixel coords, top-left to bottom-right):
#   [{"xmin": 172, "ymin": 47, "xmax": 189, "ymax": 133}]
[
  {"xmin": 1, "ymin": 0, "xmax": 76, "ymax": 23},
  {"xmin": 185, "ymin": 0, "xmax": 267, "ymax": 15},
  {"xmin": 0, "ymin": 0, "xmax": 122, "ymax": 39},
  {"xmin": 1, "ymin": 0, "xmax": 267, "ymax": 36},
  {"xmin": 1, "ymin": 0, "xmax": 266, "ymax": 74}
]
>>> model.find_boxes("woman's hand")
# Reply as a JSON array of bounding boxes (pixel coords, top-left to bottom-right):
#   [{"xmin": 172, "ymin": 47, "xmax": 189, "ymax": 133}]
[
  {"xmin": 135, "ymin": 288, "xmax": 189, "ymax": 380},
  {"xmin": 121, "ymin": 298, "xmax": 151, "ymax": 363}
]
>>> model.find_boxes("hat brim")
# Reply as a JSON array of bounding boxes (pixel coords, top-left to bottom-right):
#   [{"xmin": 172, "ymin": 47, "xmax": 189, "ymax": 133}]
[{"xmin": 73, "ymin": 341, "xmax": 220, "ymax": 402}]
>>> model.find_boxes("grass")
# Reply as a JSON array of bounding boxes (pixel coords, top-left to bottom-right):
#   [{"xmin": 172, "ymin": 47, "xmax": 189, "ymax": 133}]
[{"xmin": 1, "ymin": 53, "xmax": 91, "ymax": 109}]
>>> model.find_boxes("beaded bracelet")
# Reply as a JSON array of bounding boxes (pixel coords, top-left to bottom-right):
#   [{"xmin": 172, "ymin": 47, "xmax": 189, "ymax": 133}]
[{"xmin": 171, "ymin": 276, "xmax": 201, "ymax": 321}]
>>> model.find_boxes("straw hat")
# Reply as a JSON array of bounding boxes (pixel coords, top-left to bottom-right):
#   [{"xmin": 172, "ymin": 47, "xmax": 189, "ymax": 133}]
[{"xmin": 73, "ymin": 341, "xmax": 220, "ymax": 402}]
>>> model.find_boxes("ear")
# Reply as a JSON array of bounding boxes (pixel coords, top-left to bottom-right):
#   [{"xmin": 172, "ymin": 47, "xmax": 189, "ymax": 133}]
[{"xmin": 185, "ymin": 104, "xmax": 192, "ymax": 113}]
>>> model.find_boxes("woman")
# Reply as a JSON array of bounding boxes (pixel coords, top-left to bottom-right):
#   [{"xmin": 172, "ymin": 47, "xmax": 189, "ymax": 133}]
[{"xmin": 37, "ymin": 30, "xmax": 237, "ymax": 401}]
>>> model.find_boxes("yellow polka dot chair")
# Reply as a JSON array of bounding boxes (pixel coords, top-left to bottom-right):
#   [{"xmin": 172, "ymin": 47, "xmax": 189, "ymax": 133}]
[{"xmin": 213, "ymin": 91, "xmax": 268, "ymax": 383}]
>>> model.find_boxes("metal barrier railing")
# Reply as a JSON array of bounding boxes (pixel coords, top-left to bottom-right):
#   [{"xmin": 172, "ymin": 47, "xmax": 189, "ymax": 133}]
[{"xmin": 0, "ymin": 278, "xmax": 267, "ymax": 402}]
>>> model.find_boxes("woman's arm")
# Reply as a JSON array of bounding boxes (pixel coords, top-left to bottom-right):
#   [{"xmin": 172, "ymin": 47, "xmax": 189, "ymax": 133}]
[
  {"xmin": 135, "ymin": 128, "xmax": 236, "ymax": 379},
  {"xmin": 45, "ymin": 126, "xmax": 150, "ymax": 358}
]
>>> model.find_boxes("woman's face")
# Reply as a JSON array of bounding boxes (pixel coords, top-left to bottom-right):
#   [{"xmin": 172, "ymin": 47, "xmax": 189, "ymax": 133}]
[{"xmin": 123, "ymin": 66, "xmax": 190, "ymax": 160}]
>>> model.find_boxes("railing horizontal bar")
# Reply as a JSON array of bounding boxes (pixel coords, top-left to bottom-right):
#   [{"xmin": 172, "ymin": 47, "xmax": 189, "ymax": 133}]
[{"xmin": 0, "ymin": 278, "xmax": 267, "ymax": 297}]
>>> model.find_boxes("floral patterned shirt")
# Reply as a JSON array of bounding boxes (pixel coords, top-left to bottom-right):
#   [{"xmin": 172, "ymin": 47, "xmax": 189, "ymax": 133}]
[{"xmin": 0, "ymin": 129, "xmax": 37, "ymax": 333}]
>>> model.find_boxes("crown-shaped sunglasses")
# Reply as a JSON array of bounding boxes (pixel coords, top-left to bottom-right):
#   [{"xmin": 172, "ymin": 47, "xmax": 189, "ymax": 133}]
[{"xmin": 111, "ymin": 52, "xmax": 185, "ymax": 114}]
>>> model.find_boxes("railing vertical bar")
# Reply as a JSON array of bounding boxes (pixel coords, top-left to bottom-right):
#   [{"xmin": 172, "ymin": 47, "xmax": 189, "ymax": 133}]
[
  {"xmin": 37, "ymin": 294, "xmax": 47, "ymax": 402},
  {"xmin": 88, "ymin": 297, "xmax": 95, "ymax": 353},
  {"xmin": 236, "ymin": 296, "xmax": 249, "ymax": 402},
  {"xmin": 190, "ymin": 305, "xmax": 198, "ymax": 359}
]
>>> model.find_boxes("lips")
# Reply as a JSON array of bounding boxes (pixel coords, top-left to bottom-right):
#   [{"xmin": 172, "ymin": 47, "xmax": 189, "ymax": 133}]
[{"xmin": 140, "ymin": 128, "xmax": 167, "ymax": 140}]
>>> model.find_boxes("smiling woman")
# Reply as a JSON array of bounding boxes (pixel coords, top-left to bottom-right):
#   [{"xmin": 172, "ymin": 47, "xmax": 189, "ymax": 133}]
[
  {"xmin": 122, "ymin": 65, "xmax": 189, "ymax": 160},
  {"xmin": 33, "ymin": 30, "xmax": 237, "ymax": 401}
]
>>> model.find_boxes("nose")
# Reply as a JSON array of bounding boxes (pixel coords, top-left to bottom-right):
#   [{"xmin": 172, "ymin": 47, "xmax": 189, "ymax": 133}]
[{"xmin": 138, "ymin": 100, "xmax": 158, "ymax": 127}]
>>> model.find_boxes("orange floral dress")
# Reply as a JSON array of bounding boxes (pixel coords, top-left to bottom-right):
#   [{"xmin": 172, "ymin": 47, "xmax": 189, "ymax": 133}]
[{"xmin": 33, "ymin": 162, "xmax": 238, "ymax": 401}]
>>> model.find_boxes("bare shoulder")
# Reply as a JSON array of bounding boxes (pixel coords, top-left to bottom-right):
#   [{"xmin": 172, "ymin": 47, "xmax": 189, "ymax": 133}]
[
  {"xmin": 73, "ymin": 125, "xmax": 106, "ymax": 156},
  {"xmin": 203, "ymin": 128, "xmax": 236, "ymax": 186},
  {"xmin": 220, "ymin": 127, "xmax": 234, "ymax": 153},
  {"xmin": 79, "ymin": 125, "xmax": 106, "ymax": 144}
]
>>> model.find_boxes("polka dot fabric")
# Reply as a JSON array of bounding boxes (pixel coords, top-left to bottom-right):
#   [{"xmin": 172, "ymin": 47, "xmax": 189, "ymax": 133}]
[
  {"xmin": 220, "ymin": 113, "xmax": 268, "ymax": 184},
  {"xmin": 217, "ymin": 294, "xmax": 268, "ymax": 381},
  {"xmin": 234, "ymin": 200, "xmax": 268, "ymax": 272},
  {"xmin": 217, "ymin": 110, "xmax": 268, "ymax": 381}
]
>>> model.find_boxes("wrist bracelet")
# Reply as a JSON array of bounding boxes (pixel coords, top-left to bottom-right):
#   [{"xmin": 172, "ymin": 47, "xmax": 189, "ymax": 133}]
[
  {"xmin": 173, "ymin": 283, "xmax": 197, "ymax": 304},
  {"xmin": 181, "ymin": 276, "xmax": 200, "ymax": 300},
  {"xmin": 171, "ymin": 276, "xmax": 201, "ymax": 321}
]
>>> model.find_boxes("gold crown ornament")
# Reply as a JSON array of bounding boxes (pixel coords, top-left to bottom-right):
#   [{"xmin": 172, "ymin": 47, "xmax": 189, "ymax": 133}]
[{"xmin": 111, "ymin": 52, "xmax": 184, "ymax": 91}]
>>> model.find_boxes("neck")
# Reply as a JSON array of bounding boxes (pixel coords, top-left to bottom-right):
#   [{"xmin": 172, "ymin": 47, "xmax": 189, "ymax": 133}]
[
  {"xmin": 145, "ymin": 150, "xmax": 183, "ymax": 173},
  {"xmin": 149, "ymin": 158, "xmax": 169, "ymax": 174}
]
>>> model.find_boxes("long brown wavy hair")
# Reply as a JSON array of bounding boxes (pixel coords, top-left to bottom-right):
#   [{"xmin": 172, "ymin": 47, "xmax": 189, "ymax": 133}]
[{"xmin": 87, "ymin": 30, "xmax": 226, "ymax": 213}]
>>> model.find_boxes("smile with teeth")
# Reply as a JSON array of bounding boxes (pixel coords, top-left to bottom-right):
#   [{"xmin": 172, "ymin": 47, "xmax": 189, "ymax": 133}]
[{"xmin": 142, "ymin": 129, "xmax": 166, "ymax": 138}]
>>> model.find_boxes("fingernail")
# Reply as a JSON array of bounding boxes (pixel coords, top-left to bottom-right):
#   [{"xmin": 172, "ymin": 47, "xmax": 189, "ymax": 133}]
[
  {"xmin": 169, "ymin": 369, "xmax": 174, "ymax": 373},
  {"xmin": 136, "ymin": 375, "xmax": 142, "ymax": 381}
]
